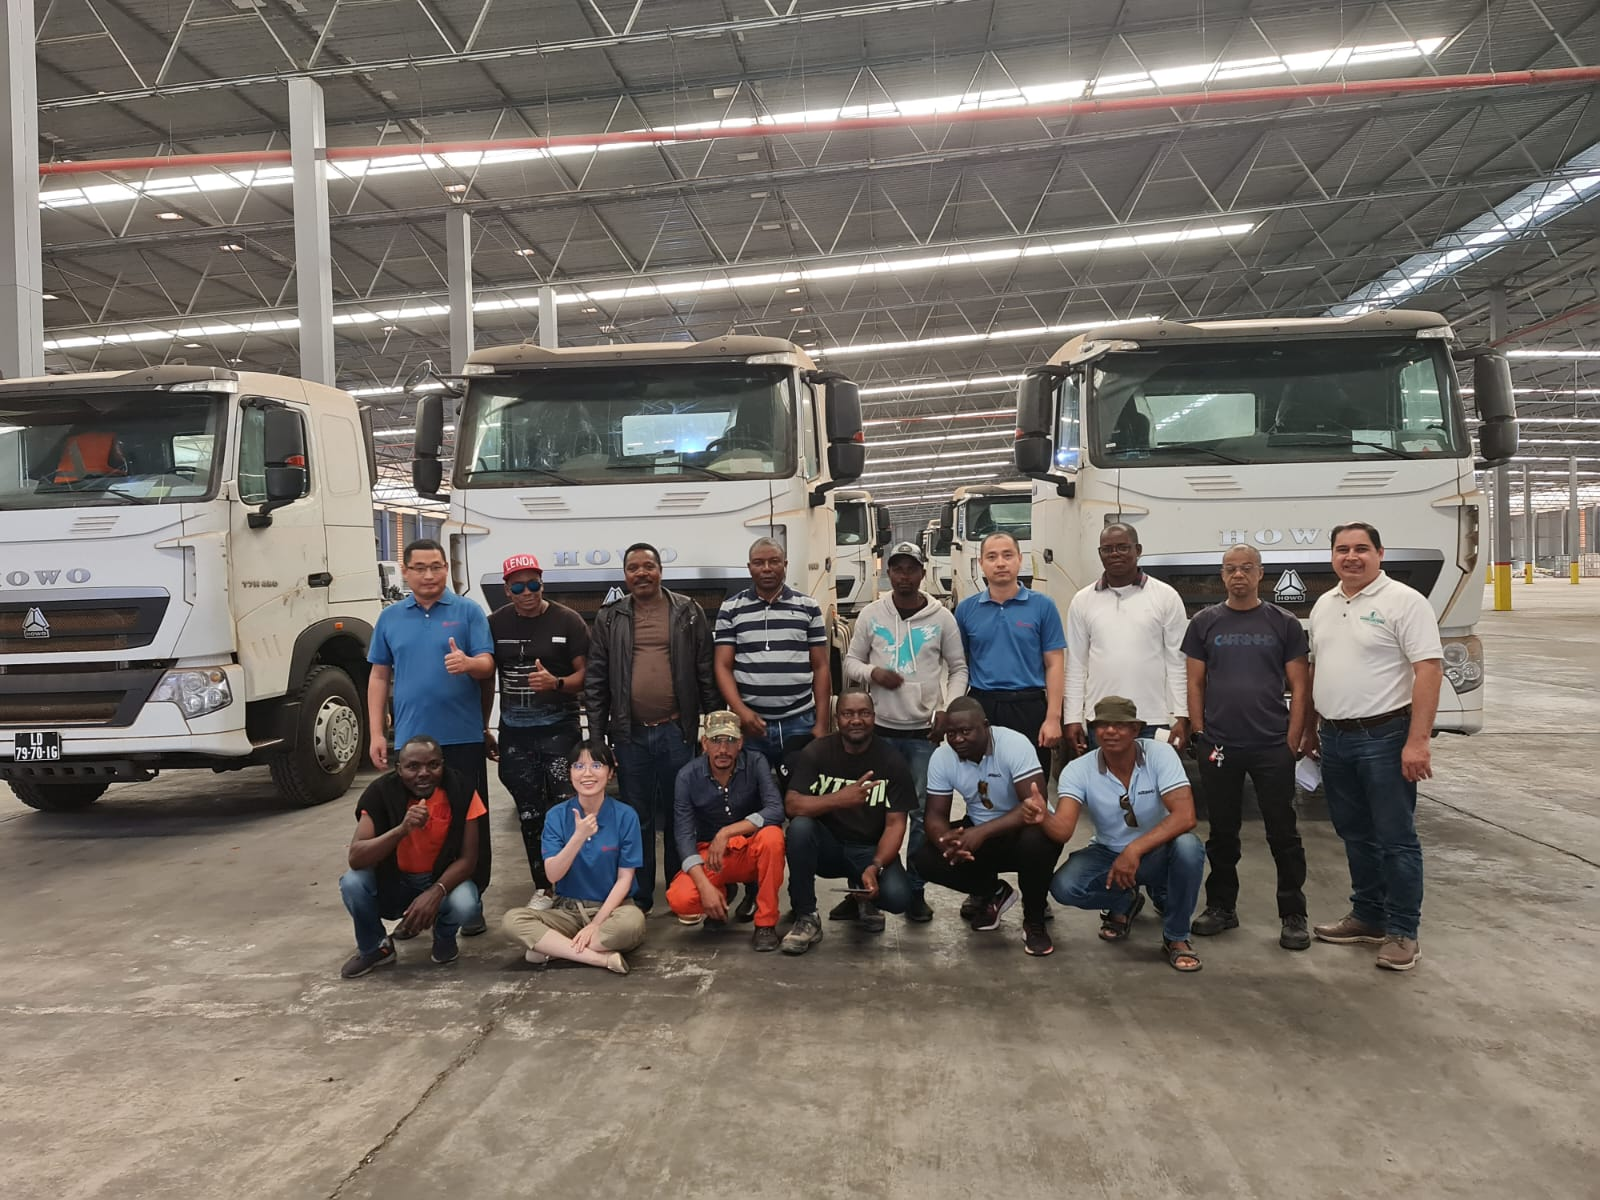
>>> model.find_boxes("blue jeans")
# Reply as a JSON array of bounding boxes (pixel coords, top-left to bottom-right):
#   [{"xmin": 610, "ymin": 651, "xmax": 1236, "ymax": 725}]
[
  {"xmin": 785, "ymin": 814, "xmax": 912, "ymax": 916},
  {"xmin": 746, "ymin": 708, "xmax": 817, "ymax": 773},
  {"xmin": 340, "ymin": 868, "xmax": 482, "ymax": 956},
  {"xmin": 1049, "ymin": 834, "xmax": 1206, "ymax": 942},
  {"xmin": 614, "ymin": 722, "xmax": 694, "ymax": 912},
  {"xmin": 1320, "ymin": 718, "xmax": 1423, "ymax": 939},
  {"xmin": 880, "ymin": 732, "xmax": 934, "ymax": 893}
]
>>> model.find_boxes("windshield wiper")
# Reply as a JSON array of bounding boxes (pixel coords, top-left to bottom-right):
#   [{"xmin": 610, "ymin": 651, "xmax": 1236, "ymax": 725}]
[
  {"xmin": 1134, "ymin": 442, "xmax": 1247, "ymax": 465},
  {"xmin": 606, "ymin": 460, "xmax": 736, "ymax": 481},
  {"xmin": 1268, "ymin": 434, "xmax": 1422, "ymax": 461}
]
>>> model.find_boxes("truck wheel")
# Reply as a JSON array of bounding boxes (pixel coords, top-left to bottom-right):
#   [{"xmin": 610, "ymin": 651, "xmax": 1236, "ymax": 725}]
[
  {"xmin": 9, "ymin": 780, "xmax": 108, "ymax": 812},
  {"xmin": 270, "ymin": 665, "xmax": 363, "ymax": 807}
]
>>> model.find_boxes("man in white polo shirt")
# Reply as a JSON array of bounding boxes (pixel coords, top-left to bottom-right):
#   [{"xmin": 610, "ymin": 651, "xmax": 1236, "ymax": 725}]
[
  {"xmin": 1064, "ymin": 524, "xmax": 1190, "ymax": 755},
  {"xmin": 1305, "ymin": 521, "xmax": 1442, "ymax": 972}
]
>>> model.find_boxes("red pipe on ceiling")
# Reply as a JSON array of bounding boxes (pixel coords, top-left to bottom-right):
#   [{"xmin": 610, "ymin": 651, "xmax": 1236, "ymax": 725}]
[{"xmin": 37, "ymin": 66, "xmax": 1600, "ymax": 179}]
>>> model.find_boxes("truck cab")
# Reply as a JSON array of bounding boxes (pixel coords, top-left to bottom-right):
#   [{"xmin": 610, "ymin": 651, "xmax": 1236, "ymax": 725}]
[
  {"xmin": 938, "ymin": 481, "xmax": 1035, "ymax": 604},
  {"xmin": 921, "ymin": 518, "xmax": 953, "ymax": 602},
  {"xmin": 0, "ymin": 366, "xmax": 382, "ymax": 809},
  {"xmin": 833, "ymin": 488, "xmax": 893, "ymax": 616}
]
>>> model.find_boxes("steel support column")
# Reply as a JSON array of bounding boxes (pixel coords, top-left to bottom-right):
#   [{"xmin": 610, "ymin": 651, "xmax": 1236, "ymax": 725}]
[
  {"xmin": 539, "ymin": 285, "xmax": 557, "ymax": 349},
  {"xmin": 1490, "ymin": 289, "xmax": 1512, "ymax": 610},
  {"xmin": 0, "ymin": 0, "xmax": 43, "ymax": 379},
  {"xmin": 445, "ymin": 210, "xmax": 474, "ymax": 373},
  {"xmin": 1571, "ymin": 457, "xmax": 1582, "ymax": 584},
  {"xmin": 289, "ymin": 78, "xmax": 335, "ymax": 385},
  {"xmin": 1523, "ymin": 464, "xmax": 1535, "ymax": 582}
]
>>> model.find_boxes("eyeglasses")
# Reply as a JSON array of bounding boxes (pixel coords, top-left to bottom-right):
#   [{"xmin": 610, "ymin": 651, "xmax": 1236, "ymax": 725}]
[
  {"xmin": 976, "ymin": 780, "xmax": 994, "ymax": 810},
  {"xmin": 406, "ymin": 562, "xmax": 448, "ymax": 574},
  {"xmin": 707, "ymin": 735, "xmax": 739, "ymax": 745},
  {"xmin": 571, "ymin": 760, "xmax": 608, "ymax": 773},
  {"xmin": 506, "ymin": 579, "xmax": 543, "ymax": 594},
  {"xmin": 1117, "ymin": 792, "xmax": 1138, "ymax": 828},
  {"xmin": 1098, "ymin": 543, "xmax": 1136, "ymax": 556}
]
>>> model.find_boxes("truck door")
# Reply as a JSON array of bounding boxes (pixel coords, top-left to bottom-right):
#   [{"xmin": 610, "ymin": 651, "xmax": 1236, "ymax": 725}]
[{"xmin": 229, "ymin": 394, "xmax": 330, "ymax": 703}]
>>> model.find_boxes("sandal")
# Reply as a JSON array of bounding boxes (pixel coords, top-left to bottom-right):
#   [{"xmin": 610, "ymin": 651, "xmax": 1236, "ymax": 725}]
[
  {"xmin": 1098, "ymin": 891, "xmax": 1145, "ymax": 941},
  {"xmin": 1163, "ymin": 938, "xmax": 1203, "ymax": 972}
]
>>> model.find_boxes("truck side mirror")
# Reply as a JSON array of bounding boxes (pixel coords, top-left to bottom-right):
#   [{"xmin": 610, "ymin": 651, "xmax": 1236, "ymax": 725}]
[
  {"xmin": 248, "ymin": 405, "xmax": 308, "ymax": 528},
  {"xmin": 412, "ymin": 394, "xmax": 445, "ymax": 499},
  {"xmin": 938, "ymin": 501, "xmax": 954, "ymax": 536},
  {"xmin": 810, "ymin": 372, "xmax": 865, "ymax": 504},
  {"xmin": 873, "ymin": 503, "xmax": 894, "ymax": 552},
  {"xmin": 1014, "ymin": 371, "xmax": 1075, "ymax": 497},
  {"xmin": 1472, "ymin": 352, "xmax": 1519, "ymax": 468}
]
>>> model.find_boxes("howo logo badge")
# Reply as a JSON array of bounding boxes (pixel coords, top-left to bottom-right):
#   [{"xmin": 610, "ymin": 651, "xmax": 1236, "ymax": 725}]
[
  {"xmin": 549, "ymin": 547, "xmax": 680, "ymax": 567},
  {"xmin": 602, "ymin": 586, "xmax": 626, "ymax": 605},
  {"xmin": 1220, "ymin": 528, "xmax": 1321, "ymax": 547},
  {"xmin": 22, "ymin": 607, "xmax": 50, "ymax": 638},
  {"xmin": 1273, "ymin": 570, "xmax": 1308, "ymax": 605},
  {"xmin": 0, "ymin": 567, "xmax": 92, "ymax": 586}
]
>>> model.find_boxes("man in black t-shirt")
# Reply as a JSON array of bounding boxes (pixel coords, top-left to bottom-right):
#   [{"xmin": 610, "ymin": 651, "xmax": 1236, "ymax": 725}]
[
  {"xmin": 487, "ymin": 553, "xmax": 590, "ymax": 903},
  {"xmin": 780, "ymin": 689, "xmax": 915, "ymax": 955},
  {"xmin": 1182, "ymin": 544, "xmax": 1312, "ymax": 951}
]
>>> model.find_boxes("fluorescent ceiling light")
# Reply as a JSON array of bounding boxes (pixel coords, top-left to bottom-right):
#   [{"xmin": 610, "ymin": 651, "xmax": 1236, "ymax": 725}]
[
  {"xmin": 869, "ymin": 429, "xmax": 1015, "ymax": 449},
  {"xmin": 1334, "ymin": 141, "xmax": 1600, "ymax": 315},
  {"xmin": 155, "ymin": 211, "xmax": 183, "ymax": 221},
  {"xmin": 38, "ymin": 37, "xmax": 1442, "ymax": 212},
  {"xmin": 863, "ymin": 407, "xmax": 1015, "ymax": 428},
  {"xmin": 860, "ymin": 374, "xmax": 1024, "ymax": 396},
  {"xmin": 863, "ymin": 456, "xmax": 1014, "ymax": 478},
  {"xmin": 819, "ymin": 317, "xmax": 1154, "ymax": 360},
  {"xmin": 1506, "ymin": 349, "xmax": 1600, "ymax": 359}
]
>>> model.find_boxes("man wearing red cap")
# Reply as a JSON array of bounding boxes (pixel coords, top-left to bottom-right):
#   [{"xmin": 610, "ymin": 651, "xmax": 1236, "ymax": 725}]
[{"xmin": 488, "ymin": 554, "xmax": 589, "ymax": 908}]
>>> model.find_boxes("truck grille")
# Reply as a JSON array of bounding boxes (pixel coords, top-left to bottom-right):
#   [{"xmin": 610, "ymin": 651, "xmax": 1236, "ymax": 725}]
[
  {"xmin": 0, "ymin": 667, "xmax": 165, "ymax": 728},
  {"xmin": 0, "ymin": 595, "xmax": 168, "ymax": 654},
  {"xmin": 1144, "ymin": 558, "xmax": 1443, "ymax": 618}
]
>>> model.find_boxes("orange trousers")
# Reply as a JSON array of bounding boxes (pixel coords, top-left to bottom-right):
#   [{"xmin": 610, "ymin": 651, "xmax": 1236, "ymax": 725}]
[{"xmin": 666, "ymin": 824, "xmax": 785, "ymax": 928}]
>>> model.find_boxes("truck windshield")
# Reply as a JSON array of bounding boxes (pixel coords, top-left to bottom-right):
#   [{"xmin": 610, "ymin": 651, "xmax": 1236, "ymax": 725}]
[
  {"xmin": 835, "ymin": 501, "xmax": 870, "ymax": 546},
  {"xmin": 457, "ymin": 363, "xmax": 796, "ymax": 486},
  {"xmin": 965, "ymin": 496, "xmax": 1032, "ymax": 541},
  {"xmin": 928, "ymin": 525, "xmax": 952, "ymax": 555},
  {"xmin": 1087, "ymin": 339, "xmax": 1463, "ymax": 467},
  {"xmin": 0, "ymin": 390, "xmax": 223, "ymax": 509}
]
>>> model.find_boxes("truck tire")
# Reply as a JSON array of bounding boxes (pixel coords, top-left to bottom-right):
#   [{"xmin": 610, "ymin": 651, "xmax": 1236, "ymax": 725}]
[
  {"xmin": 9, "ymin": 779, "xmax": 108, "ymax": 812},
  {"xmin": 270, "ymin": 664, "xmax": 364, "ymax": 807}
]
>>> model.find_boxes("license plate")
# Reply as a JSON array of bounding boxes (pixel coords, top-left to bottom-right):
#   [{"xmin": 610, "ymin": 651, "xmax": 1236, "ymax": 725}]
[{"xmin": 13, "ymin": 731, "xmax": 62, "ymax": 762}]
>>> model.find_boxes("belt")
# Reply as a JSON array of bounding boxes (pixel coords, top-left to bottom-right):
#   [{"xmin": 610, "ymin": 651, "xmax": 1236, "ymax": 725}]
[
  {"xmin": 968, "ymin": 687, "xmax": 1046, "ymax": 700},
  {"xmin": 1322, "ymin": 706, "xmax": 1411, "ymax": 731},
  {"xmin": 639, "ymin": 712, "xmax": 681, "ymax": 728}
]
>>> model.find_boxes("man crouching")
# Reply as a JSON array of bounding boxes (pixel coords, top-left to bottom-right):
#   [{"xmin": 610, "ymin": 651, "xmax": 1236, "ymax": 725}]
[{"xmin": 338, "ymin": 735, "xmax": 486, "ymax": 978}]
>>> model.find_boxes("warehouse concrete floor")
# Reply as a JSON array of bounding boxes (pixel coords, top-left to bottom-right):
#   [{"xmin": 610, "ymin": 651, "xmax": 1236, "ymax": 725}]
[{"xmin": 3, "ymin": 582, "xmax": 1597, "ymax": 1199}]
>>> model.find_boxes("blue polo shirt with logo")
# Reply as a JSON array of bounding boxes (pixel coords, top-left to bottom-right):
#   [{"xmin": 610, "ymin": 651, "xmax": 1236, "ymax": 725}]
[
  {"xmin": 954, "ymin": 586, "xmax": 1066, "ymax": 690},
  {"xmin": 1055, "ymin": 738, "xmax": 1190, "ymax": 852},
  {"xmin": 368, "ymin": 588, "xmax": 494, "ymax": 747},
  {"xmin": 543, "ymin": 796, "xmax": 644, "ymax": 903}
]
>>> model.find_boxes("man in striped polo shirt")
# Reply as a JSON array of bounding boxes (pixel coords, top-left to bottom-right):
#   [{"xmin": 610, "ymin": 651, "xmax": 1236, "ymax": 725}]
[{"xmin": 714, "ymin": 537, "xmax": 832, "ymax": 771}]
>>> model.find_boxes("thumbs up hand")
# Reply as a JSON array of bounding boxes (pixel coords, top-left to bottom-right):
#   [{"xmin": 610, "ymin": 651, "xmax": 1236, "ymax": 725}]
[
  {"xmin": 526, "ymin": 658, "xmax": 559, "ymax": 692},
  {"xmin": 443, "ymin": 636, "xmax": 471, "ymax": 675}
]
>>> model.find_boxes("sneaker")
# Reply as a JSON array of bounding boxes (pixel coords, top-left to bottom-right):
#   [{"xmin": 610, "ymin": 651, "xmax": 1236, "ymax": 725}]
[
  {"xmin": 340, "ymin": 937, "xmax": 396, "ymax": 979},
  {"xmin": 461, "ymin": 915, "xmax": 488, "ymax": 937},
  {"xmin": 780, "ymin": 912, "xmax": 824, "ymax": 955},
  {"xmin": 1192, "ymin": 906, "xmax": 1240, "ymax": 937},
  {"xmin": 828, "ymin": 894, "xmax": 861, "ymax": 922},
  {"xmin": 390, "ymin": 925, "xmax": 419, "ymax": 941},
  {"xmin": 604, "ymin": 951, "xmax": 630, "ymax": 975},
  {"xmin": 431, "ymin": 934, "xmax": 459, "ymax": 965},
  {"xmin": 959, "ymin": 893, "xmax": 983, "ymax": 922},
  {"xmin": 735, "ymin": 886, "xmax": 758, "ymax": 924},
  {"xmin": 969, "ymin": 880, "xmax": 1017, "ymax": 931},
  {"xmin": 1375, "ymin": 935, "xmax": 1420, "ymax": 971},
  {"xmin": 1313, "ymin": 913, "xmax": 1386, "ymax": 945},
  {"xmin": 751, "ymin": 925, "xmax": 781, "ymax": 952},
  {"xmin": 1280, "ymin": 914, "xmax": 1312, "ymax": 951},
  {"xmin": 527, "ymin": 890, "xmax": 555, "ymax": 911},
  {"xmin": 1022, "ymin": 919, "xmax": 1054, "ymax": 957},
  {"xmin": 858, "ymin": 899, "xmax": 885, "ymax": 933},
  {"xmin": 905, "ymin": 892, "xmax": 934, "ymax": 923},
  {"xmin": 524, "ymin": 948, "xmax": 550, "ymax": 966}
]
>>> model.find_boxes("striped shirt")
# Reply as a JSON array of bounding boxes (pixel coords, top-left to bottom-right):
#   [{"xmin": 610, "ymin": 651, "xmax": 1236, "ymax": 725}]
[{"xmin": 715, "ymin": 585, "xmax": 827, "ymax": 719}]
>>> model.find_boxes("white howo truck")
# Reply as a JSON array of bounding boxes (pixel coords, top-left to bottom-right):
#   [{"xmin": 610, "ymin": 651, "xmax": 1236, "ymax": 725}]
[
  {"xmin": 411, "ymin": 336, "xmax": 864, "ymax": 656},
  {"xmin": 1011, "ymin": 310, "xmax": 1519, "ymax": 734},
  {"xmin": 833, "ymin": 488, "xmax": 893, "ymax": 616},
  {"xmin": 938, "ymin": 481, "xmax": 1035, "ymax": 604},
  {"xmin": 0, "ymin": 366, "xmax": 382, "ymax": 810}
]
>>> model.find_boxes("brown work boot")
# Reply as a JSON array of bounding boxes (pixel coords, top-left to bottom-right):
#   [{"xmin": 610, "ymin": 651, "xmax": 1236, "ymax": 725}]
[
  {"xmin": 1375, "ymin": 936, "xmax": 1421, "ymax": 972},
  {"xmin": 1313, "ymin": 913, "xmax": 1385, "ymax": 944}
]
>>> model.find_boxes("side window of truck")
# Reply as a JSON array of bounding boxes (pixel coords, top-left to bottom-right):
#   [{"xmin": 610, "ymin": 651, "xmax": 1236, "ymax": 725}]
[
  {"xmin": 237, "ymin": 403, "xmax": 311, "ymax": 504},
  {"xmin": 1056, "ymin": 374, "xmax": 1083, "ymax": 468},
  {"xmin": 799, "ymin": 382, "xmax": 821, "ymax": 480}
]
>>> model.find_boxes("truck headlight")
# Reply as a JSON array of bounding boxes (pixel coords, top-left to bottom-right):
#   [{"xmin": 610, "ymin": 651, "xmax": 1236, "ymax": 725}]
[
  {"xmin": 151, "ymin": 668, "xmax": 233, "ymax": 718},
  {"xmin": 1441, "ymin": 636, "xmax": 1483, "ymax": 694}
]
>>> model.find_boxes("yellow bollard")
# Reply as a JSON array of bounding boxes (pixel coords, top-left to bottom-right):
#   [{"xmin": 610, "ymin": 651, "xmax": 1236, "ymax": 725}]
[
  {"xmin": 1493, "ymin": 562, "xmax": 1512, "ymax": 610},
  {"xmin": 1486, "ymin": 562, "xmax": 1494, "ymax": 585},
  {"xmin": 1573, "ymin": 561, "xmax": 1582, "ymax": 585},
  {"xmin": 1525, "ymin": 562, "xmax": 1534, "ymax": 584}
]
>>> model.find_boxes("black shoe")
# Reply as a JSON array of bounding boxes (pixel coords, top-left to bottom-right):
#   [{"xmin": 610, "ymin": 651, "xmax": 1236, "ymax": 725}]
[
  {"xmin": 751, "ymin": 925, "xmax": 781, "ymax": 952},
  {"xmin": 431, "ymin": 933, "xmax": 459, "ymax": 965},
  {"xmin": 858, "ymin": 900, "xmax": 885, "ymax": 933},
  {"xmin": 905, "ymin": 893, "xmax": 934, "ymax": 923},
  {"xmin": 341, "ymin": 937, "xmax": 396, "ymax": 979},
  {"xmin": 958, "ymin": 893, "xmax": 983, "ymax": 922},
  {"xmin": 828, "ymin": 894, "xmax": 861, "ymax": 922},
  {"xmin": 735, "ymin": 886, "xmax": 758, "ymax": 924},
  {"xmin": 1192, "ymin": 906, "xmax": 1239, "ymax": 937},
  {"xmin": 460, "ymin": 915, "xmax": 488, "ymax": 937},
  {"xmin": 1022, "ymin": 919, "xmax": 1054, "ymax": 957},
  {"xmin": 970, "ymin": 880, "xmax": 1017, "ymax": 931},
  {"xmin": 1280, "ymin": 913, "xmax": 1312, "ymax": 951},
  {"xmin": 390, "ymin": 925, "xmax": 419, "ymax": 941}
]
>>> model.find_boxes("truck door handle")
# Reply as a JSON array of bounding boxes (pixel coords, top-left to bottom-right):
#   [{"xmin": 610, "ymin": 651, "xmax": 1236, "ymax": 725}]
[{"xmin": 308, "ymin": 572, "xmax": 333, "ymax": 588}]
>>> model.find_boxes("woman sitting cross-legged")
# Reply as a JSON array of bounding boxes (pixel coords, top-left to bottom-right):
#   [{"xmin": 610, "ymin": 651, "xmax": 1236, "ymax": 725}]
[{"xmin": 501, "ymin": 739, "xmax": 645, "ymax": 974}]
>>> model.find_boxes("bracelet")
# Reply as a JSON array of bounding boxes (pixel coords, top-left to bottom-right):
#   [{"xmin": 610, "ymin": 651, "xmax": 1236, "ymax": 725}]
[{"xmin": 434, "ymin": 882, "xmax": 447, "ymax": 899}]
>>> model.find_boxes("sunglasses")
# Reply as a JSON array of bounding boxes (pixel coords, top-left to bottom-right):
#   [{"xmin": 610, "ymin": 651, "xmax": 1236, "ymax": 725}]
[
  {"xmin": 976, "ymin": 780, "xmax": 994, "ymax": 810},
  {"xmin": 506, "ymin": 579, "xmax": 543, "ymax": 594},
  {"xmin": 1117, "ymin": 792, "xmax": 1138, "ymax": 828}
]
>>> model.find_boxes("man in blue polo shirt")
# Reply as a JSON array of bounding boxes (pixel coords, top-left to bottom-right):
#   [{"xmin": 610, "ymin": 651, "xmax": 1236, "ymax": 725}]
[
  {"xmin": 954, "ymin": 531, "xmax": 1065, "ymax": 774},
  {"xmin": 714, "ymin": 536, "xmax": 831, "ymax": 770},
  {"xmin": 367, "ymin": 538, "xmax": 497, "ymax": 911},
  {"xmin": 1041, "ymin": 696, "xmax": 1206, "ymax": 972}
]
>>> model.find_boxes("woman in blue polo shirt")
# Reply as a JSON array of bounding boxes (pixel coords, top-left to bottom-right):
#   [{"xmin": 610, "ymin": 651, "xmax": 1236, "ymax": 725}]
[{"xmin": 501, "ymin": 740, "xmax": 646, "ymax": 974}]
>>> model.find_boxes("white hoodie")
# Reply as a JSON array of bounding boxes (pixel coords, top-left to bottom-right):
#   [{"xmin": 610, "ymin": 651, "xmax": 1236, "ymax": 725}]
[{"xmin": 844, "ymin": 595, "xmax": 969, "ymax": 732}]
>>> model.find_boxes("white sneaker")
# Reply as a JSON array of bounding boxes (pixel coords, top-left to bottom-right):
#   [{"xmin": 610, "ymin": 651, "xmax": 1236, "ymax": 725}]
[
  {"xmin": 528, "ymin": 890, "xmax": 554, "ymax": 911},
  {"xmin": 524, "ymin": 948, "xmax": 550, "ymax": 965}
]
